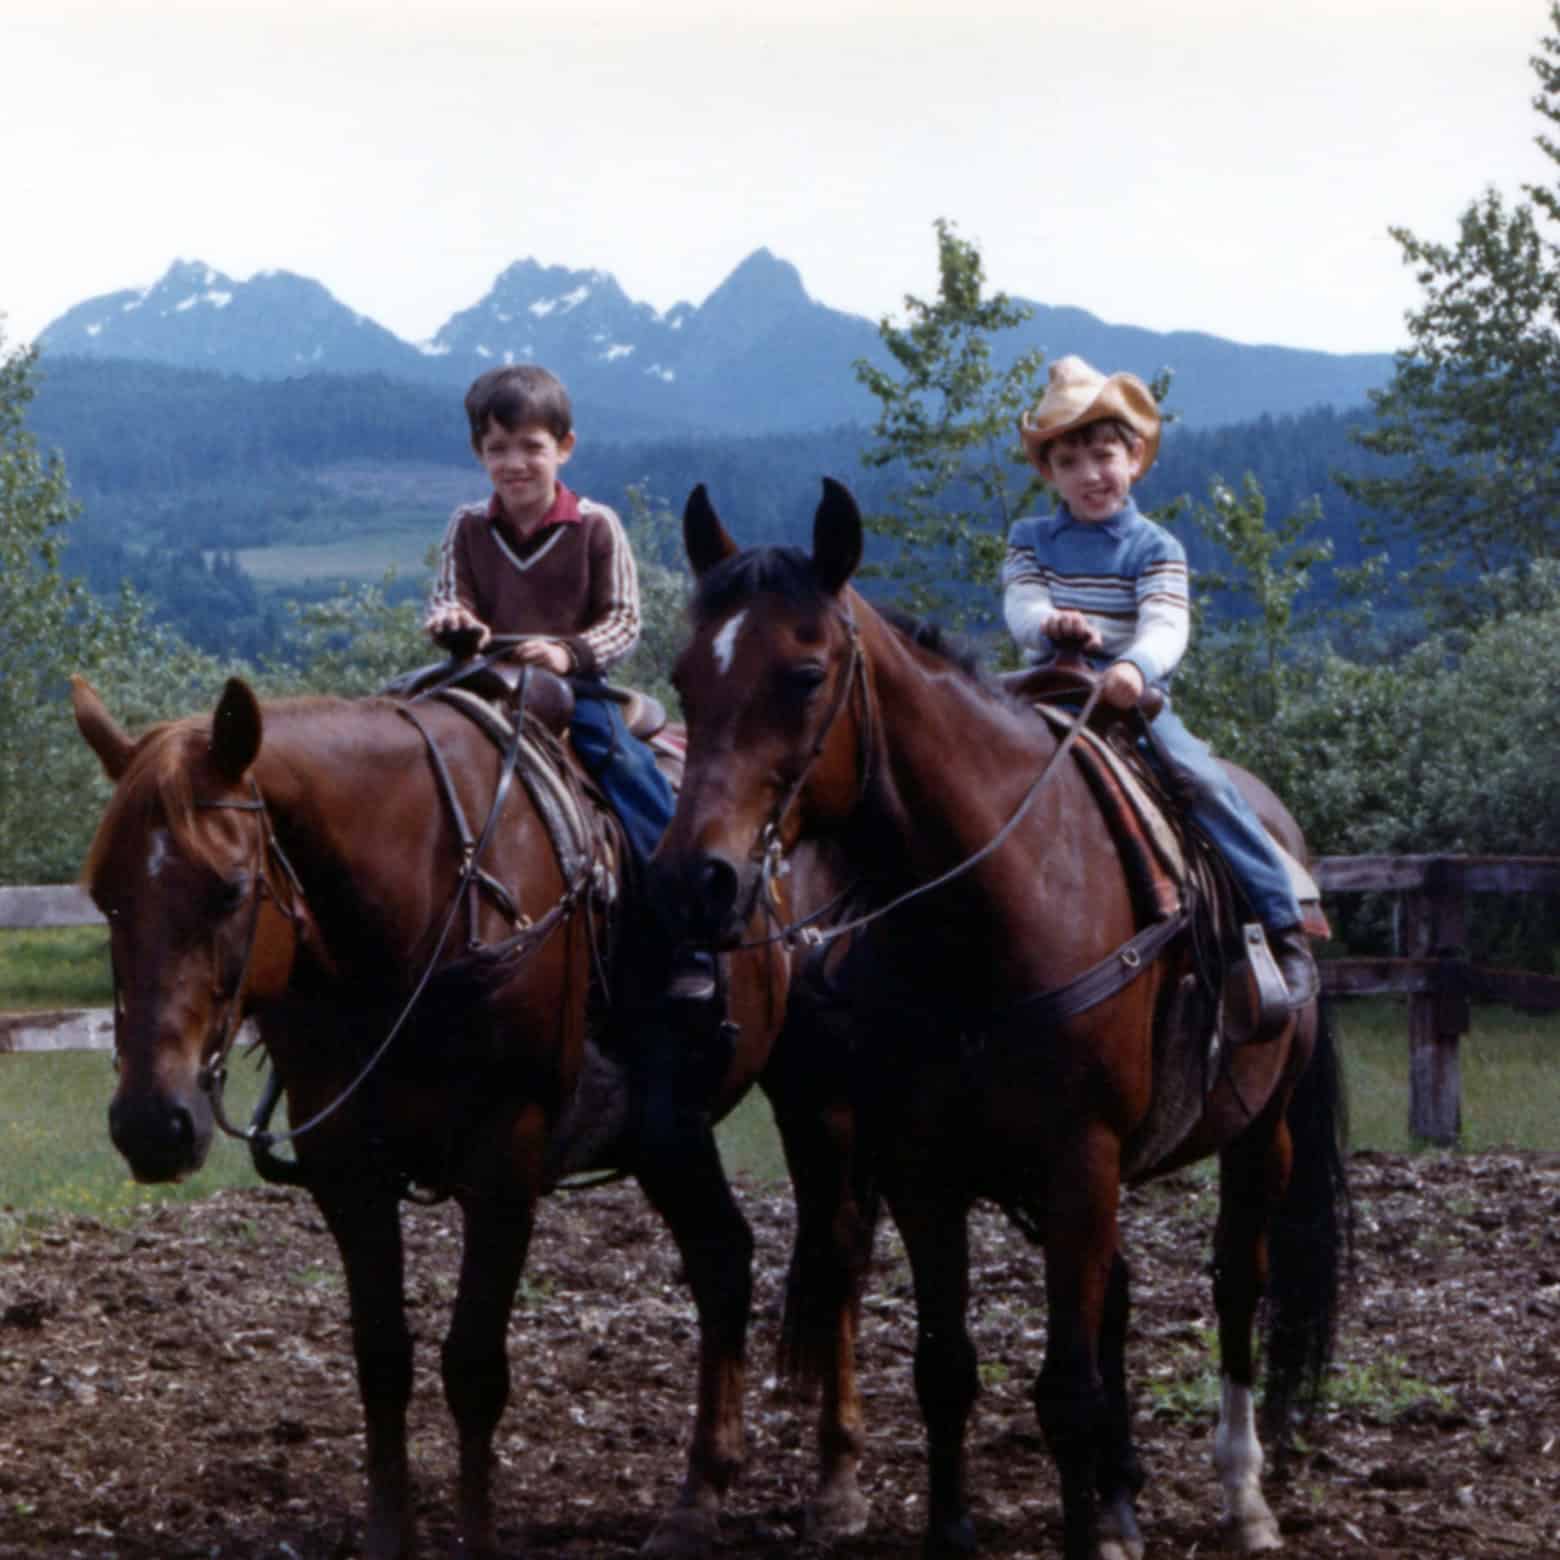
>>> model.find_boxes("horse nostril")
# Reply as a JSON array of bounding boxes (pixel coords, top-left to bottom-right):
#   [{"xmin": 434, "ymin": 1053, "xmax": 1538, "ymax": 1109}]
[{"xmin": 696, "ymin": 856, "xmax": 740, "ymax": 918}]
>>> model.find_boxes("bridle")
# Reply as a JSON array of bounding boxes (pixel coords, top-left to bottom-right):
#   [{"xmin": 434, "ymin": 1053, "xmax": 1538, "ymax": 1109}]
[
  {"xmin": 177, "ymin": 702, "xmax": 588, "ymax": 1161},
  {"xmin": 709, "ymin": 603, "xmax": 1193, "ymax": 1032},
  {"xmin": 719, "ymin": 600, "xmax": 1109, "ymax": 953}
]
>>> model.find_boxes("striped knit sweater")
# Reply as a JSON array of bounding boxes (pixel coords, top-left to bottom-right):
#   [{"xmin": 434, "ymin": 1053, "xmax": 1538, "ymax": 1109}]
[
  {"xmin": 427, "ymin": 484, "xmax": 641, "ymax": 678},
  {"xmin": 1001, "ymin": 499, "xmax": 1190, "ymax": 687}
]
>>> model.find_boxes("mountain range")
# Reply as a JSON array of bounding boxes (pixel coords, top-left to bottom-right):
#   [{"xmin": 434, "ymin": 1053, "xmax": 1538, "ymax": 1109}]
[{"xmin": 37, "ymin": 251, "xmax": 1398, "ymax": 436}]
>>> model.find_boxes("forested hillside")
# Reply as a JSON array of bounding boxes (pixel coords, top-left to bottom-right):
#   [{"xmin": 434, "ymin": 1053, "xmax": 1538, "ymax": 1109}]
[{"xmin": 28, "ymin": 355, "xmax": 1391, "ymax": 659}]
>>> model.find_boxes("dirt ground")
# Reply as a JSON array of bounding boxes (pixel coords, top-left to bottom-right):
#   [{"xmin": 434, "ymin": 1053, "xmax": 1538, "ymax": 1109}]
[{"xmin": 2, "ymin": 1150, "xmax": 1559, "ymax": 1560}]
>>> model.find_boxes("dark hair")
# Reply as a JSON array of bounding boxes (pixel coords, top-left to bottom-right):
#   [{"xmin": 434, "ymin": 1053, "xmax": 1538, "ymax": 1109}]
[
  {"xmin": 1032, "ymin": 415, "xmax": 1141, "ymax": 469},
  {"xmin": 464, "ymin": 365, "xmax": 573, "ymax": 448}
]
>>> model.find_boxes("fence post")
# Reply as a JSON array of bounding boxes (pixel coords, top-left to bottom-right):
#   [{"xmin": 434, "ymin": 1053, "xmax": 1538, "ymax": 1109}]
[{"xmin": 1401, "ymin": 859, "xmax": 1468, "ymax": 1145}]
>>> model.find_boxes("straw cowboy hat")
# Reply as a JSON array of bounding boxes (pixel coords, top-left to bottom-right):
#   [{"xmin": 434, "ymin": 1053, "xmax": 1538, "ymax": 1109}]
[{"xmin": 1018, "ymin": 355, "xmax": 1161, "ymax": 475}]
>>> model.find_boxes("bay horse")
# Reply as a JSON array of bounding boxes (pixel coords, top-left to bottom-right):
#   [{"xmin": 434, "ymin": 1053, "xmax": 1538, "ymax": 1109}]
[
  {"xmin": 652, "ymin": 480, "xmax": 1351, "ymax": 1560},
  {"xmin": 71, "ymin": 673, "xmax": 870, "ymax": 1560}
]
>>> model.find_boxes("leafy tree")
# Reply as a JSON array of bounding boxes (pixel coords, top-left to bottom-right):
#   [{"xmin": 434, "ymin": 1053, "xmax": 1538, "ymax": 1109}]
[
  {"xmin": 1171, "ymin": 473, "xmax": 1334, "ymax": 753},
  {"xmin": 612, "ymin": 482, "xmax": 691, "ymax": 705},
  {"xmin": 0, "ymin": 328, "xmax": 228, "ymax": 882},
  {"xmin": 1343, "ymin": 2, "xmax": 1560, "ymax": 613},
  {"xmin": 271, "ymin": 574, "xmax": 431, "ymax": 696},
  {"xmin": 853, "ymin": 219, "xmax": 1048, "ymax": 631}
]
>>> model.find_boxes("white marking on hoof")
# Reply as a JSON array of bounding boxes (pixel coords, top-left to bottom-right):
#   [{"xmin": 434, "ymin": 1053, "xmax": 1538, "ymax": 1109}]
[{"xmin": 1214, "ymin": 1378, "xmax": 1281, "ymax": 1553}]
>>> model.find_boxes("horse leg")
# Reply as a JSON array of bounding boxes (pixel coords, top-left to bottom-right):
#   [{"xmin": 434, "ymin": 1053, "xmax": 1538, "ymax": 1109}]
[
  {"xmin": 313, "ymin": 1175, "xmax": 416, "ymax": 1560},
  {"xmin": 892, "ymin": 1190, "xmax": 979, "ymax": 1558},
  {"xmin": 1094, "ymin": 1250, "xmax": 1145, "ymax": 1560},
  {"xmin": 1031, "ymin": 1143, "xmax": 1120, "ymax": 1560},
  {"xmin": 633, "ymin": 1122, "xmax": 755, "ymax": 1560},
  {"xmin": 443, "ymin": 1179, "xmax": 540, "ymax": 1560},
  {"xmin": 768, "ymin": 1089, "xmax": 873, "ymax": 1542},
  {"xmin": 1210, "ymin": 1129, "xmax": 1288, "ymax": 1554}
]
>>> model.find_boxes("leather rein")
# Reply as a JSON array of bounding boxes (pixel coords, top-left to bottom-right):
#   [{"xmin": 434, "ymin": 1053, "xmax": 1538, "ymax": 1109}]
[
  {"xmin": 181, "ymin": 679, "xmax": 588, "ymax": 1165},
  {"xmin": 723, "ymin": 604, "xmax": 1190, "ymax": 1025}
]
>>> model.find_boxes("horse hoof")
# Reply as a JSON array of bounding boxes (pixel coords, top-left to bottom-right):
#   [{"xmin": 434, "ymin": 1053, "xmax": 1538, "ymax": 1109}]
[
  {"xmin": 1095, "ymin": 1492, "xmax": 1144, "ymax": 1560},
  {"xmin": 641, "ymin": 1504, "xmax": 719, "ymax": 1560},
  {"xmin": 1222, "ymin": 1514, "xmax": 1283, "ymax": 1553},
  {"xmin": 1095, "ymin": 1538, "xmax": 1145, "ymax": 1560},
  {"xmin": 804, "ymin": 1483, "xmax": 871, "ymax": 1541}
]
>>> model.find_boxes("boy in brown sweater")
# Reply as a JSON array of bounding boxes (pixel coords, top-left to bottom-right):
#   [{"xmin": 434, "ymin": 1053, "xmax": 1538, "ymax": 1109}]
[{"xmin": 426, "ymin": 364, "xmax": 713, "ymax": 1001}]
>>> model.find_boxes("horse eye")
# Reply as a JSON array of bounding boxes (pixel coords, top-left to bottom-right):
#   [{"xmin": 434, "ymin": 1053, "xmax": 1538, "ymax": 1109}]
[
  {"xmin": 784, "ymin": 663, "xmax": 828, "ymax": 696},
  {"xmin": 216, "ymin": 875, "xmax": 248, "ymax": 914}
]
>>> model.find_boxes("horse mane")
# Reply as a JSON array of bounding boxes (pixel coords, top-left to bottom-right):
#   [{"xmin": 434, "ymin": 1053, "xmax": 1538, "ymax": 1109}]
[
  {"xmin": 690, "ymin": 545, "xmax": 822, "ymax": 625},
  {"xmin": 81, "ymin": 694, "xmax": 351, "ymax": 889},
  {"xmin": 82, "ymin": 716, "xmax": 221, "ymax": 887}
]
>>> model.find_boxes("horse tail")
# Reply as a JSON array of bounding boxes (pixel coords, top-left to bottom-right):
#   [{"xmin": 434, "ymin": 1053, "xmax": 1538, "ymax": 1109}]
[{"xmin": 1261, "ymin": 994, "xmax": 1354, "ymax": 1443}]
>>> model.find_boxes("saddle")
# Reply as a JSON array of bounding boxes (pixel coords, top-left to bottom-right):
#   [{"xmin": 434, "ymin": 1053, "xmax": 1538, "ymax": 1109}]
[
  {"xmin": 1006, "ymin": 654, "xmax": 1325, "ymax": 1052},
  {"xmin": 385, "ymin": 652, "xmax": 670, "ymax": 743}
]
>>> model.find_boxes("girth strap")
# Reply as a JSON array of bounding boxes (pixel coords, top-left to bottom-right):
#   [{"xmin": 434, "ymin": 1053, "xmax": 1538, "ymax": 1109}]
[{"xmin": 991, "ymin": 906, "xmax": 1191, "ymax": 1035}]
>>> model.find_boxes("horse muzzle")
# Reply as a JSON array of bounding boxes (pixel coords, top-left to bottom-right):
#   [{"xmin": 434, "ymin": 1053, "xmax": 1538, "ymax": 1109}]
[
  {"xmin": 648, "ymin": 849, "xmax": 766, "ymax": 951},
  {"xmin": 108, "ymin": 1076, "xmax": 214, "ymax": 1183}
]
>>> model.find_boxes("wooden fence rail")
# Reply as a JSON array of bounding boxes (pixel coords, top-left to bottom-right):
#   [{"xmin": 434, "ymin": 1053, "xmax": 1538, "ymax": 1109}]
[
  {"xmin": 5, "ymin": 860, "xmax": 1560, "ymax": 1142},
  {"xmin": 1314, "ymin": 855, "xmax": 1560, "ymax": 1144}
]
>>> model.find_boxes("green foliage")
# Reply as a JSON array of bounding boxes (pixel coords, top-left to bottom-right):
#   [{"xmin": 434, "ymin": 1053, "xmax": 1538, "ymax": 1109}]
[
  {"xmin": 611, "ymin": 482, "xmax": 691, "ymax": 705},
  {"xmin": 1171, "ymin": 473, "xmax": 1335, "ymax": 743},
  {"xmin": 1343, "ymin": 2, "xmax": 1560, "ymax": 615},
  {"xmin": 269, "ymin": 573, "xmax": 432, "ymax": 696},
  {"xmin": 1258, "ymin": 565, "xmax": 1560, "ymax": 861},
  {"xmin": 0, "ymin": 329, "xmax": 235, "ymax": 884},
  {"xmin": 854, "ymin": 219, "xmax": 1047, "ymax": 629}
]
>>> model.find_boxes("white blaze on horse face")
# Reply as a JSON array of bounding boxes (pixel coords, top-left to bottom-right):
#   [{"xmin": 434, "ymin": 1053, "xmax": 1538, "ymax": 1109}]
[
  {"xmin": 145, "ymin": 829, "xmax": 171, "ymax": 881},
  {"xmin": 710, "ymin": 609, "xmax": 748, "ymax": 678}
]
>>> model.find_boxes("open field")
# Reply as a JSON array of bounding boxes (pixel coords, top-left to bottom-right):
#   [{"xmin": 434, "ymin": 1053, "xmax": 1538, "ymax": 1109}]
[{"xmin": 234, "ymin": 524, "xmax": 437, "ymax": 587}]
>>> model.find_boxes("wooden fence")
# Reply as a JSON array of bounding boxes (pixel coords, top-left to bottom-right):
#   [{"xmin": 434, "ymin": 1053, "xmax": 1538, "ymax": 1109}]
[
  {"xmin": 0, "ymin": 885, "xmax": 111, "ymax": 1056},
  {"xmin": 5, "ymin": 861, "xmax": 1560, "ymax": 1144},
  {"xmin": 1314, "ymin": 855, "xmax": 1560, "ymax": 1144}
]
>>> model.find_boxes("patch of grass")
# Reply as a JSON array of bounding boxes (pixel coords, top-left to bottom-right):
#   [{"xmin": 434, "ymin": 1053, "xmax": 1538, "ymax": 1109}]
[
  {"xmin": 0, "ymin": 1051, "xmax": 270, "ymax": 1253},
  {"xmin": 237, "ymin": 528, "xmax": 436, "ymax": 587},
  {"xmin": 1325, "ymin": 1353, "xmax": 1456, "ymax": 1424},
  {"xmin": 715, "ymin": 1089, "xmax": 788, "ymax": 1183},
  {"xmin": 1334, "ymin": 998, "xmax": 1560, "ymax": 1151},
  {"xmin": 0, "ymin": 926, "xmax": 111, "ymax": 1012},
  {"xmin": 1144, "ymin": 1324, "xmax": 1221, "ymax": 1423}
]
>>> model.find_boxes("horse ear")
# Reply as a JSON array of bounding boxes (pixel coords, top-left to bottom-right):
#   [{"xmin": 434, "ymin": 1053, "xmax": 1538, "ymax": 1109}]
[
  {"xmin": 812, "ymin": 477, "xmax": 863, "ymax": 595},
  {"xmin": 683, "ymin": 484, "xmax": 739, "ymax": 578},
  {"xmin": 210, "ymin": 678, "xmax": 263, "ymax": 784},
  {"xmin": 71, "ymin": 675, "xmax": 137, "ymax": 781}
]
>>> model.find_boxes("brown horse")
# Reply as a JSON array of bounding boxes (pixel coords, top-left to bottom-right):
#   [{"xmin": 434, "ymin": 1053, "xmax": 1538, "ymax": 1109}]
[
  {"xmin": 651, "ymin": 481, "xmax": 1350, "ymax": 1560},
  {"xmin": 71, "ymin": 673, "xmax": 870, "ymax": 1560}
]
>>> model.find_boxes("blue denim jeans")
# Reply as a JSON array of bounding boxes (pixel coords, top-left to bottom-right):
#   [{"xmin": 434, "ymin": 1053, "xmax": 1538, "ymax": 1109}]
[
  {"xmin": 569, "ymin": 691, "xmax": 676, "ymax": 865},
  {"xmin": 1144, "ymin": 703, "xmax": 1302, "ymax": 930}
]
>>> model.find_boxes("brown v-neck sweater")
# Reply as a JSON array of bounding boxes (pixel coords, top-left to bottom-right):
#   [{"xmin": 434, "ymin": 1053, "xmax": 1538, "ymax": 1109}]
[{"xmin": 426, "ymin": 484, "xmax": 641, "ymax": 676}]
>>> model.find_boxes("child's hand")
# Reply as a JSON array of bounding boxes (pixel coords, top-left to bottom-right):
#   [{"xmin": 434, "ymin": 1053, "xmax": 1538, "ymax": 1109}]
[
  {"xmin": 1047, "ymin": 610, "xmax": 1103, "ymax": 652},
  {"xmin": 425, "ymin": 606, "xmax": 491, "ymax": 655},
  {"xmin": 1100, "ymin": 660, "xmax": 1145, "ymax": 710},
  {"xmin": 509, "ymin": 639, "xmax": 573, "ymax": 676}
]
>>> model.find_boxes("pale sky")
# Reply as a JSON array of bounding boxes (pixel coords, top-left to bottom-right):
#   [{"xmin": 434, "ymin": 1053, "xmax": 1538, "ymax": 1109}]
[{"xmin": 5, "ymin": 0, "xmax": 1555, "ymax": 356}]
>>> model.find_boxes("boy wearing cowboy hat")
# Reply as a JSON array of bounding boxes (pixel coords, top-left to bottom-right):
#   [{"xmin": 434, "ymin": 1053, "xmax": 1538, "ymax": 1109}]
[{"xmin": 1002, "ymin": 355, "xmax": 1318, "ymax": 1010}]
